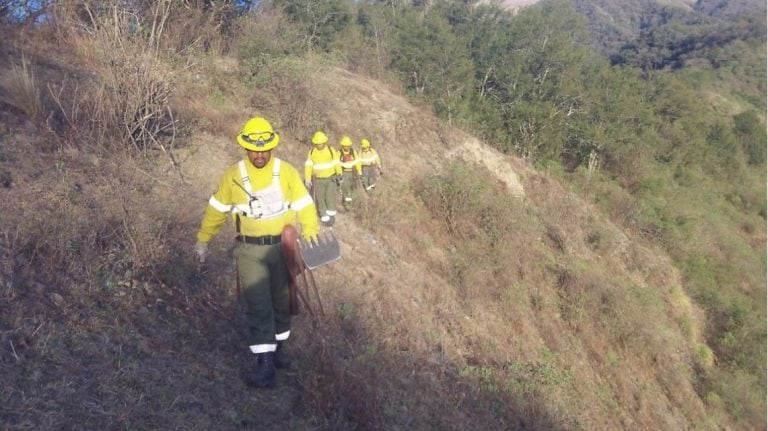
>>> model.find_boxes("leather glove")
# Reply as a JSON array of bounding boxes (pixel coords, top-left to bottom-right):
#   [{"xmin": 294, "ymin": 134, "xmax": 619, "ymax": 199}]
[
  {"xmin": 194, "ymin": 241, "xmax": 207, "ymax": 264},
  {"xmin": 304, "ymin": 180, "xmax": 312, "ymax": 189}
]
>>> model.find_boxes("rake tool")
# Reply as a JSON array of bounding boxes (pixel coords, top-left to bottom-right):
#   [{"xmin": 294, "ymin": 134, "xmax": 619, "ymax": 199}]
[
  {"xmin": 298, "ymin": 228, "xmax": 341, "ymax": 270},
  {"xmin": 281, "ymin": 226, "xmax": 341, "ymax": 319}
]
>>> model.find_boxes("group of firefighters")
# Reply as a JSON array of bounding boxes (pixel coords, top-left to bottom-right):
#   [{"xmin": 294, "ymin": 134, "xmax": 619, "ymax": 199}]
[
  {"xmin": 194, "ymin": 117, "xmax": 383, "ymax": 388},
  {"xmin": 304, "ymin": 130, "xmax": 383, "ymax": 226}
]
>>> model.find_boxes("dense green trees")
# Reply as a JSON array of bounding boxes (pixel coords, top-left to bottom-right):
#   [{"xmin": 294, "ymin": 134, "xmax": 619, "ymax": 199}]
[{"xmin": 285, "ymin": 0, "xmax": 762, "ymax": 181}]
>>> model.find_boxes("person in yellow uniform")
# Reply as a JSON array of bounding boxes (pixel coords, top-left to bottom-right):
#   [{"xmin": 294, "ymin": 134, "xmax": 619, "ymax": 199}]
[
  {"xmin": 194, "ymin": 117, "xmax": 319, "ymax": 388},
  {"xmin": 338, "ymin": 136, "xmax": 362, "ymax": 204},
  {"xmin": 304, "ymin": 131, "xmax": 341, "ymax": 226},
  {"xmin": 359, "ymin": 138, "xmax": 383, "ymax": 191}
]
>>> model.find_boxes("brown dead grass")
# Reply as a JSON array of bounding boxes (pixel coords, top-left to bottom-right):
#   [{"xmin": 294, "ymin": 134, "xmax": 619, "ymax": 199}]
[{"xmin": 0, "ymin": 14, "xmax": 748, "ymax": 431}]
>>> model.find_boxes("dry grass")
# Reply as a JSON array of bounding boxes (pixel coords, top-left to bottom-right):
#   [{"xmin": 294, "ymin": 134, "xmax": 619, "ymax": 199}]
[
  {"xmin": 0, "ymin": 5, "xmax": 761, "ymax": 430},
  {"xmin": 0, "ymin": 55, "xmax": 42, "ymax": 120}
]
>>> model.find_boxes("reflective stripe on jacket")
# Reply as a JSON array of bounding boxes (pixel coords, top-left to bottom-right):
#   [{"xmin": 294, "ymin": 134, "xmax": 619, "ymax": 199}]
[
  {"xmin": 359, "ymin": 148, "xmax": 380, "ymax": 167},
  {"xmin": 304, "ymin": 146, "xmax": 341, "ymax": 180},
  {"xmin": 197, "ymin": 157, "xmax": 318, "ymax": 242},
  {"xmin": 340, "ymin": 149, "xmax": 362, "ymax": 175}
]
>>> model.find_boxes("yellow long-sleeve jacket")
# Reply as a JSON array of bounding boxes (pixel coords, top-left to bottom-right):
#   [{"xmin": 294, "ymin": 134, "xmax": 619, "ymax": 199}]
[
  {"xmin": 360, "ymin": 148, "xmax": 381, "ymax": 168},
  {"xmin": 304, "ymin": 145, "xmax": 341, "ymax": 181},
  {"xmin": 197, "ymin": 157, "xmax": 319, "ymax": 242},
  {"xmin": 339, "ymin": 149, "xmax": 362, "ymax": 175}
]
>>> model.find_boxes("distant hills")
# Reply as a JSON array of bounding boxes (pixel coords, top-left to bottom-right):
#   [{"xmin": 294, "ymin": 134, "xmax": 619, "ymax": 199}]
[{"xmin": 501, "ymin": 0, "xmax": 766, "ymax": 60}]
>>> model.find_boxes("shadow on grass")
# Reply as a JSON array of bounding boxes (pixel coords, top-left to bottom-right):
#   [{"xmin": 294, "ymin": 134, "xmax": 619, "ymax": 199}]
[
  {"xmin": 287, "ymin": 309, "xmax": 568, "ymax": 431},
  {"xmin": 1, "ymin": 246, "xmax": 566, "ymax": 430}
]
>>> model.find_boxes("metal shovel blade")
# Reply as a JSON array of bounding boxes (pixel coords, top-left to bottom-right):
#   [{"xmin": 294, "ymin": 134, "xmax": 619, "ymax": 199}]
[{"xmin": 297, "ymin": 228, "xmax": 341, "ymax": 269}]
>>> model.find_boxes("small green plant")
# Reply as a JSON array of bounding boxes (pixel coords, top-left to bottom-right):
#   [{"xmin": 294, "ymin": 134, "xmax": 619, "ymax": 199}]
[
  {"xmin": 696, "ymin": 344, "xmax": 714, "ymax": 369},
  {"xmin": 505, "ymin": 348, "xmax": 575, "ymax": 397},
  {"xmin": 605, "ymin": 351, "xmax": 619, "ymax": 368},
  {"xmin": 337, "ymin": 302, "xmax": 356, "ymax": 321},
  {"xmin": 208, "ymin": 89, "xmax": 228, "ymax": 110},
  {"xmin": 460, "ymin": 365, "xmax": 499, "ymax": 393}
]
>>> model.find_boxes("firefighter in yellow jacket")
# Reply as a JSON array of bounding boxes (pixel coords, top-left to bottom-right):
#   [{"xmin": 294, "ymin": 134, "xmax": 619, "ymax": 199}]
[
  {"xmin": 304, "ymin": 131, "xmax": 341, "ymax": 226},
  {"xmin": 338, "ymin": 136, "xmax": 362, "ymax": 204},
  {"xmin": 359, "ymin": 138, "xmax": 383, "ymax": 191},
  {"xmin": 194, "ymin": 117, "xmax": 319, "ymax": 388}
]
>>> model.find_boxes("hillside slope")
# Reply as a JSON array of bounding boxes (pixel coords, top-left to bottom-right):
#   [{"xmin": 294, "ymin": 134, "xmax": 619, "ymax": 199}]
[
  {"xmin": 270, "ymin": 65, "xmax": 719, "ymax": 430},
  {"xmin": 1, "ymin": 56, "xmax": 736, "ymax": 429}
]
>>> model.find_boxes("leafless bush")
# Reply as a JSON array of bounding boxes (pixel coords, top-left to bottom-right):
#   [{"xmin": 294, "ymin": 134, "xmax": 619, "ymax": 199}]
[
  {"xmin": 248, "ymin": 57, "xmax": 326, "ymax": 137},
  {"xmin": 160, "ymin": 1, "xmax": 238, "ymax": 55},
  {"xmin": 44, "ymin": 0, "xmax": 180, "ymax": 155}
]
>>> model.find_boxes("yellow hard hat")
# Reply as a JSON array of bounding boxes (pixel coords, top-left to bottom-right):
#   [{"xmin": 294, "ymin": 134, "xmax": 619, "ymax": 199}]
[
  {"xmin": 339, "ymin": 136, "xmax": 352, "ymax": 147},
  {"xmin": 237, "ymin": 117, "xmax": 279, "ymax": 151},
  {"xmin": 360, "ymin": 139, "xmax": 371, "ymax": 149},
  {"xmin": 312, "ymin": 131, "xmax": 329, "ymax": 145}
]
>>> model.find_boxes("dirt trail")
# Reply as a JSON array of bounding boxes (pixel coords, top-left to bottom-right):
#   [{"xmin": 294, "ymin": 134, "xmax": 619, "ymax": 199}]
[
  {"xmin": 170, "ymin": 64, "xmax": 536, "ymax": 428},
  {"xmin": 163, "ymin": 63, "xmax": 713, "ymax": 430}
]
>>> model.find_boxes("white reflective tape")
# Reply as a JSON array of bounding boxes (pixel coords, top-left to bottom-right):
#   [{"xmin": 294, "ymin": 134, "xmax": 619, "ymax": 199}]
[
  {"xmin": 276, "ymin": 331, "xmax": 290, "ymax": 341},
  {"xmin": 292, "ymin": 194, "xmax": 313, "ymax": 211},
  {"xmin": 208, "ymin": 196, "xmax": 232, "ymax": 213},
  {"xmin": 320, "ymin": 215, "xmax": 330, "ymax": 222},
  {"xmin": 326, "ymin": 210, "xmax": 337, "ymax": 216},
  {"xmin": 313, "ymin": 160, "xmax": 339, "ymax": 170},
  {"xmin": 304, "ymin": 160, "xmax": 314, "ymax": 166},
  {"xmin": 249, "ymin": 343, "xmax": 277, "ymax": 354}
]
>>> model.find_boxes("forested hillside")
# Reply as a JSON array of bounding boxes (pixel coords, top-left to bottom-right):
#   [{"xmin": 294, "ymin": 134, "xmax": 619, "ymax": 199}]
[{"xmin": 0, "ymin": 0, "xmax": 765, "ymax": 429}]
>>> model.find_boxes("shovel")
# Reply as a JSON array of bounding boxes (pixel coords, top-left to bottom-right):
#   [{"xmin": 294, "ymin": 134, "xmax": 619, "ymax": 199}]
[{"xmin": 297, "ymin": 228, "xmax": 341, "ymax": 270}]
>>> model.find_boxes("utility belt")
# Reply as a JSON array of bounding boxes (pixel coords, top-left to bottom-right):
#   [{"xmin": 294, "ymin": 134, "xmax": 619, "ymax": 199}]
[{"xmin": 235, "ymin": 235, "xmax": 282, "ymax": 245}]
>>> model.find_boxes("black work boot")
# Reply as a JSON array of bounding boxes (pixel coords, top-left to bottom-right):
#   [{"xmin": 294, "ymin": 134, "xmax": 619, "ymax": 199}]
[
  {"xmin": 274, "ymin": 342, "xmax": 292, "ymax": 370},
  {"xmin": 246, "ymin": 352, "xmax": 276, "ymax": 388}
]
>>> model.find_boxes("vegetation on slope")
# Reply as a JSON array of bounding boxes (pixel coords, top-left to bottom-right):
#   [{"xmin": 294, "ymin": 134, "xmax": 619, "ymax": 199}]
[{"xmin": 0, "ymin": 0, "xmax": 764, "ymax": 429}]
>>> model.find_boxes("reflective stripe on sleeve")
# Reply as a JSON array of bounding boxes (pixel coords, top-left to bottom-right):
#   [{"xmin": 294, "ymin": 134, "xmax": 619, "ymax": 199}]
[
  {"xmin": 208, "ymin": 196, "xmax": 232, "ymax": 213},
  {"xmin": 291, "ymin": 194, "xmax": 313, "ymax": 211},
  {"xmin": 276, "ymin": 330, "xmax": 290, "ymax": 341}
]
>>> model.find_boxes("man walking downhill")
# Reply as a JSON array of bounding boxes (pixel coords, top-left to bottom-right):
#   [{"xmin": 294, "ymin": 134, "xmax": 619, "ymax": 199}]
[
  {"xmin": 359, "ymin": 138, "xmax": 383, "ymax": 191},
  {"xmin": 338, "ymin": 136, "xmax": 362, "ymax": 205},
  {"xmin": 304, "ymin": 131, "xmax": 341, "ymax": 226},
  {"xmin": 194, "ymin": 117, "xmax": 319, "ymax": 388}
]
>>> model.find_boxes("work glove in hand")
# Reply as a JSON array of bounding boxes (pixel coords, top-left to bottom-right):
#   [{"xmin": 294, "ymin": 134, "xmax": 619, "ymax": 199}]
[
  {"xmin": 333, "ymin": 175, "xmax": 343, "ymax": 185},
  {"xmin": 304, "ymin": 180, "xmax": 312, "ymax": 190},
  {"xmin": 194, "ymin": 241, "xmax": 207, "ymax": 264}
]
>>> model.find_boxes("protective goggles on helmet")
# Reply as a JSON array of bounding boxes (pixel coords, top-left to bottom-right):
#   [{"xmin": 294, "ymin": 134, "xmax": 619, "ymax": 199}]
[{"xmin": 239, "ymin": 132, "xmax": 275, "ymax": 148}]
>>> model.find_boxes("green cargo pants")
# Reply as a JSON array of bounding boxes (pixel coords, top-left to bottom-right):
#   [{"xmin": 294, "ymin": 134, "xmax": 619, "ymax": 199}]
[
  {"xmin": 233, "ymin": 242, "xmax": 291, "ymax": 351},
  {"xmin": 314, "ymin": 177, "xmax": 338, "ymax": 219},
  {"xmin": 341, "ymin": 171, "xmax": 357, "ymax": 203}
]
